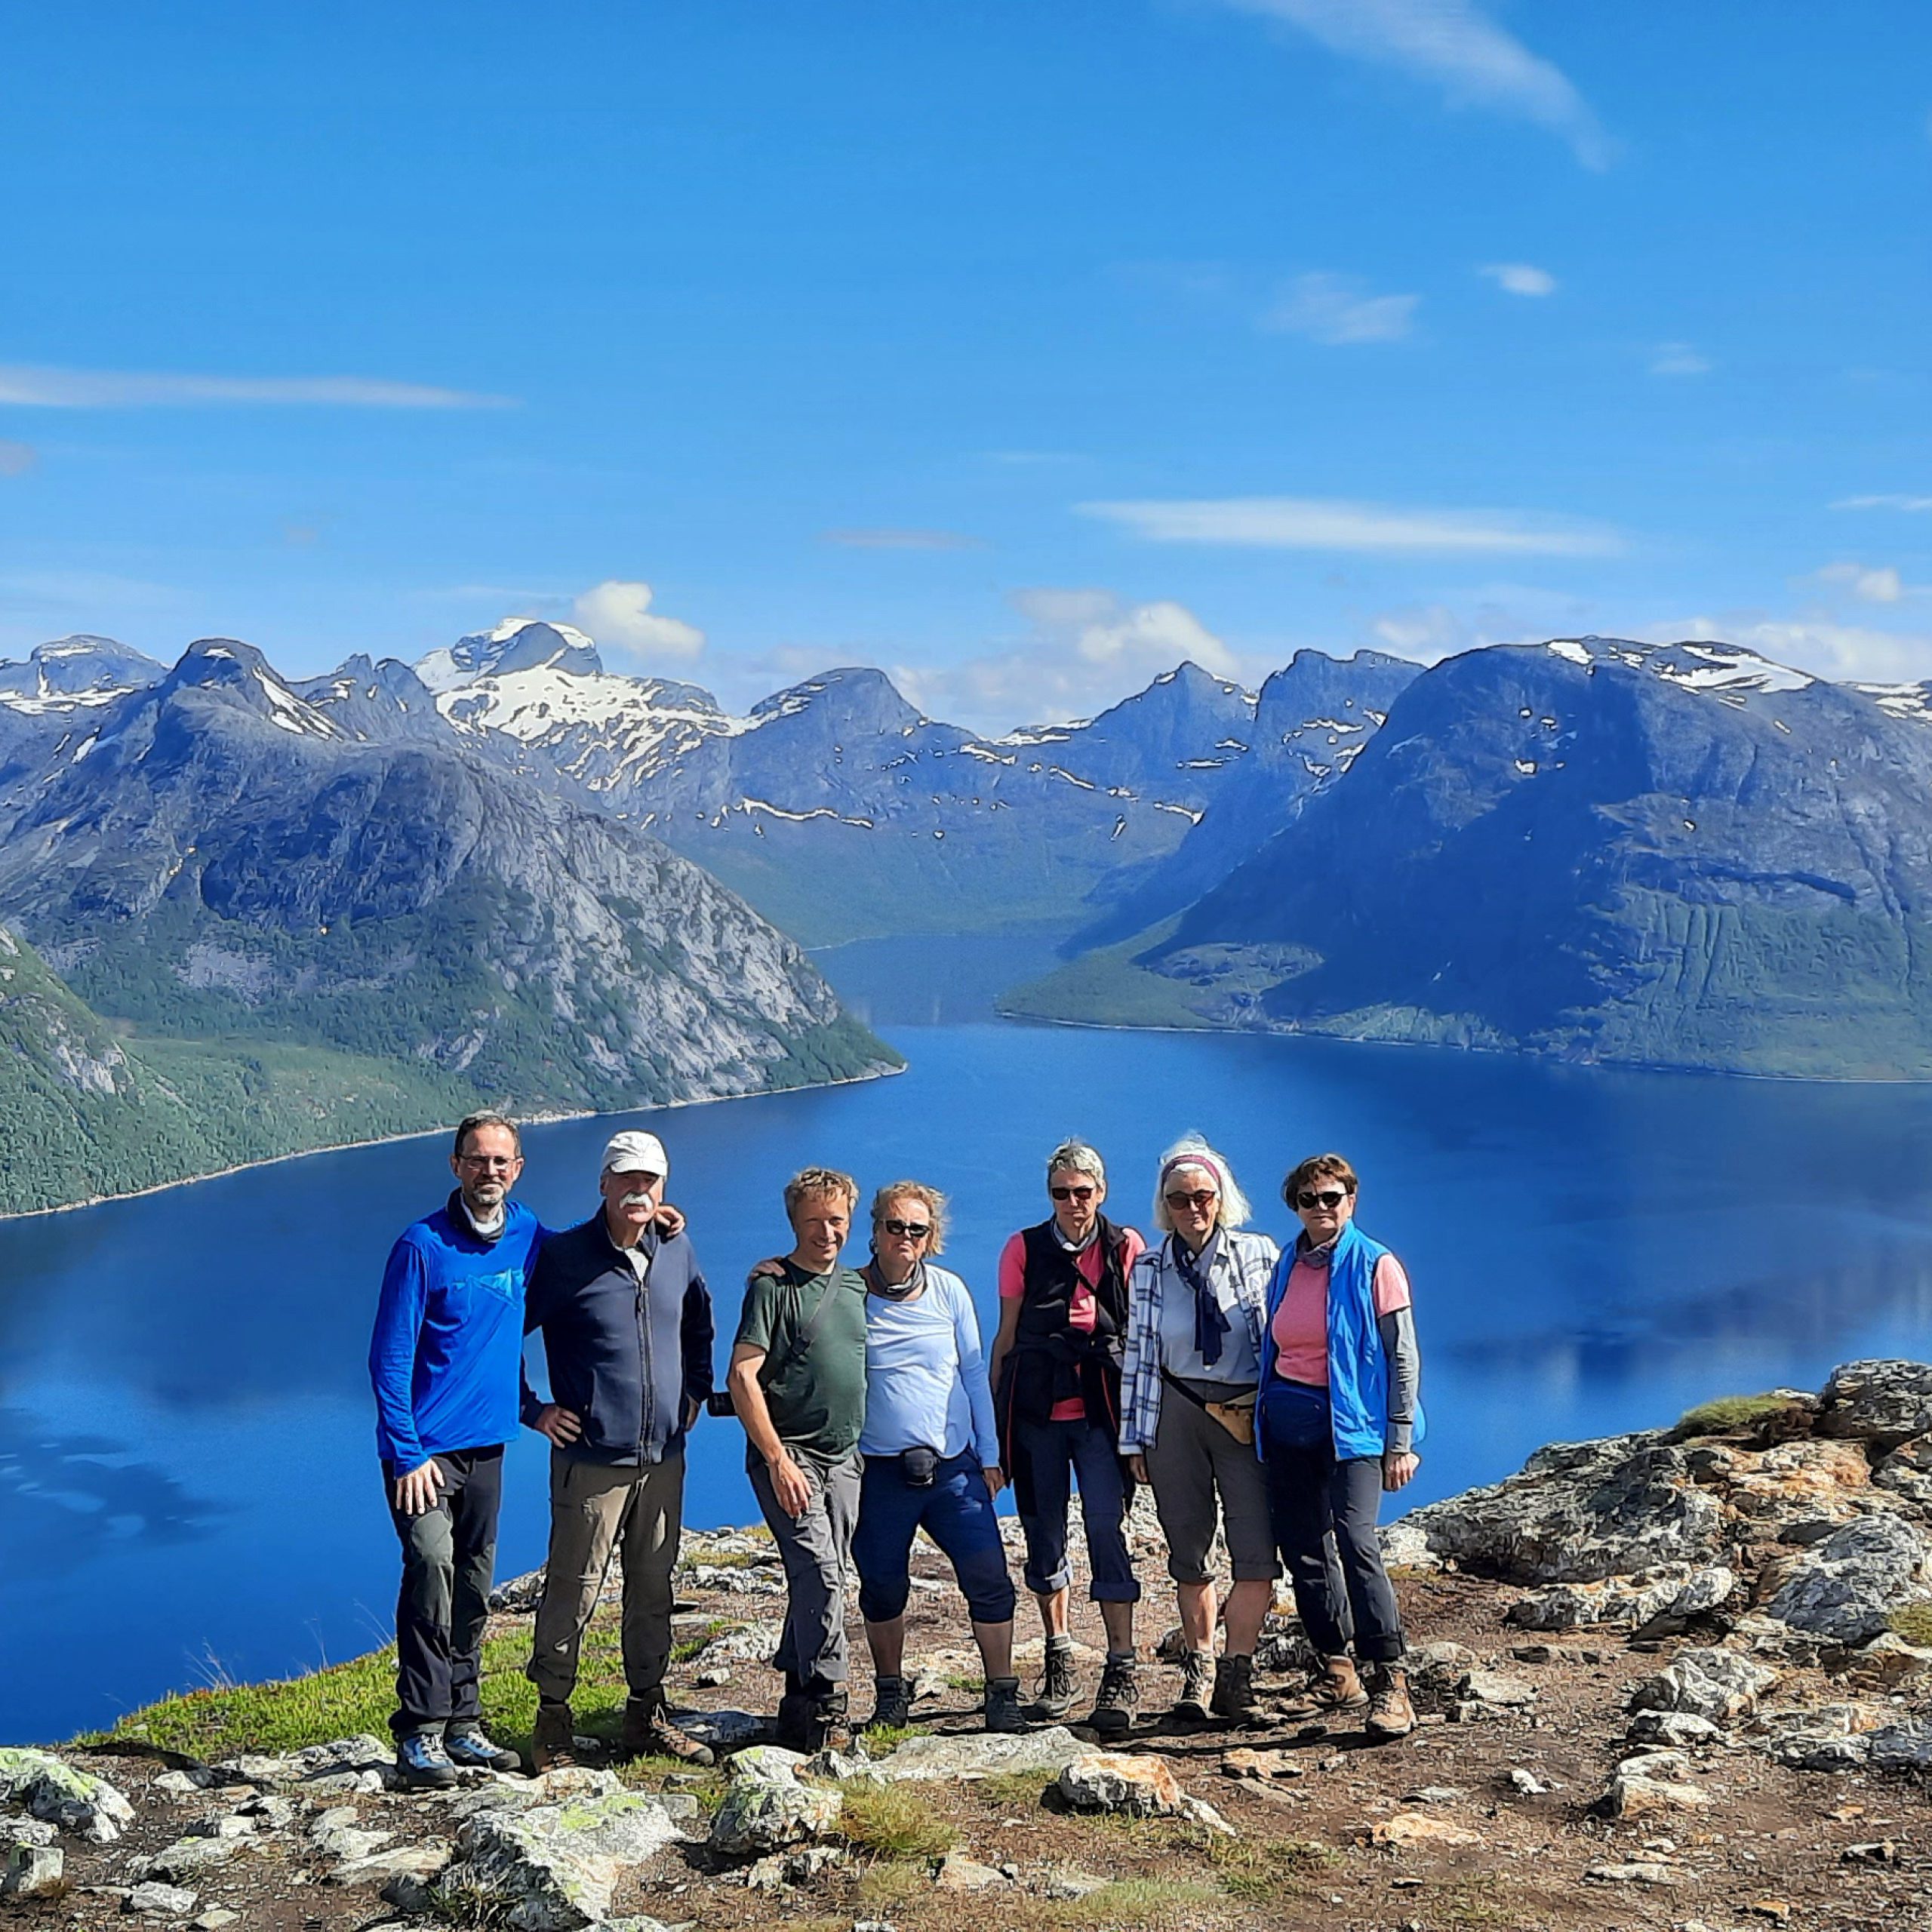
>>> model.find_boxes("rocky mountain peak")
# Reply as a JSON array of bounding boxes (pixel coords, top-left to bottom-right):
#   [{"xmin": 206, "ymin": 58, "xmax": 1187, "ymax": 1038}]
[
  {"xmin": 749, "ymin": 666, "xmax": 922, "ymax": 737},
  {"xmin": 0, "ymin": 635, "xmax": 167, "ymax": 709},
  {"xmin": 416, "ymin": 618, "xmax": 605, "ymax": 693}
]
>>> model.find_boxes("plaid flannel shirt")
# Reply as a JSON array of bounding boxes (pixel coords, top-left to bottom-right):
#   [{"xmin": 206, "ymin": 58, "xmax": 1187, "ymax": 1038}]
[{"xmin": 1118, "ymin": 1227, "xmax": 1280, "ymax": 1454}]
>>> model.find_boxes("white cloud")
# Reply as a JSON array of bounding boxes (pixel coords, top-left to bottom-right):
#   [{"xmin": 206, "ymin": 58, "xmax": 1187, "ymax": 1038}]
[
  {"xmin": 1834, "ymin": 493, "xmax": 1932, "ymax": 512},
  {"xmin": 1817, "ymin": 561, "xmax": 1907, "ymax": 605},
  {"xmin": 1263, "ymin": 272, "xmax": 1418, "ymax": 344},
  {"xmin": 571, "ymin": 581, "xmax": 706, "ymax": 663},
  {"xmin": 1650, "ymin": 343, "xmax": 1712, "ymax": 377},
  {"xmin": 1218, "ymin": 0, "xmax": 1610, "ymax": 168},
  {"xmin": 890, "ymin": 589, "xmax": 1251, "ymax": 734},
  {"xmin": 1479, "ymin": 262, "xmax": 1557, "ymax": 297},
  {"xmin": 1080, "ymin": 495, "xmax": 1623, "ymax": 557},
  {"xmin": 0, "ymin": 438, "xmax": 35, "ymax": 475},
  {"xmin": 820, "ymin": 528, "xmax": 984, "ymax": 551},
  {"xmin": 0, "ymin": 364, "xmax": 509, "ymax": 408}
]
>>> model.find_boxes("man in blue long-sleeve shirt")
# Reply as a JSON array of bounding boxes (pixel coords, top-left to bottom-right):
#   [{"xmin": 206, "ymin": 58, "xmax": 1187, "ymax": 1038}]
[
  {"xmin": 521, "ymin": 1128, "xmax": 716, "ymax": 1770},
  {"xmin": 368, "ymin": 1111, "xmax": 543, "ymax": 1788}
]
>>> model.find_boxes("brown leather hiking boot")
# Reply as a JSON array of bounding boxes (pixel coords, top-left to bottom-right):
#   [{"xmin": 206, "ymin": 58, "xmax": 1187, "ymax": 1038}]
[
  {"xmin": 1364, "ymin": 1663, "xmax": 1416, "ymax": 1740},
  {"xmin": 1275, "ymin": 1654, "xmax": 1369, "ymax": 1721},
  {"xmin": 618, "ymin": 1692, "xmax": 716, "ymax": 1766},
  {"xmin": 1209, "ymin": 1653, "xmax": 1257, "ymax": 1721},
  {"xmin": 531, "ymin": 1700, "xmax": 580, "ymax": 1772}
]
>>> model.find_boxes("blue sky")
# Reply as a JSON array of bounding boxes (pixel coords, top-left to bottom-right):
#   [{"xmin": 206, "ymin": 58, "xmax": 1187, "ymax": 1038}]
[{"xmin": 2, "ymin": 1, "xmax": 1929, "ymax": 728}]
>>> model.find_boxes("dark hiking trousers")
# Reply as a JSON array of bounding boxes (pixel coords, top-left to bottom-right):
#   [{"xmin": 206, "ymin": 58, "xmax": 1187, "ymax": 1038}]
[
  {"xmin": 383, "ymin": 1445, "xmax": 503, "ymax": 1738},
  {"xmin": 1259, "ymin": 1380, "xmax": 1406, "ymax": 1664}
]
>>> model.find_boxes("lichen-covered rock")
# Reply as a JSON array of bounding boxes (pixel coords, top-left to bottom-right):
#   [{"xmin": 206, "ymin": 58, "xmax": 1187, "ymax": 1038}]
[
  {"xmin": 709, "ymin": 1755, "xmax": 841, "ymax": 1858},
  {"xmin": 1872, "ymin": 1435, "xmax": 1932, "ymax": 1507},
  {"xmin": 1506, "ymin": 1564, "xmax": 1735, "ymax": 1631},
  {"xmin": 1761, "ymin": 1515, "xmax": 1932, "ymax": 1642},
  {"xmin": 878, "ymin": 1727, "xmax": 1086, "ymax": 1783},
  {"xmin": 134, "ymin": 1836, "xmax": 248, "ymax": 1883},
  {"xmin": 2, "ymin": 1844, "xmax": 64, "ymax": 1899},
  {"xmin": 1057, "ymin": 1753, "xmax": 1186, "ymax": 1818},
  {"xmin": 1816, "ymin": 1360, "xmax": 1932, "ymax": 1449},
  {"xmin": 1394, "ymin": 1434, "xmax": 1732, "ymax": 1584},
  {"xmin": 1629, "ymin": 1647, "xmax": 1780, "ymax": 1722},
  {"xmin": 440, "ymin": 1792, "xmax": 691, "ymax": 1931},
  {"xmin": 0, "ymin": 1748, "xmax": 136, "ymax": 1843}
]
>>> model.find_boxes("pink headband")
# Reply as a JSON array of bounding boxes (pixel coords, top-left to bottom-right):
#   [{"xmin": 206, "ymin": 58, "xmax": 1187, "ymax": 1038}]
[{"xmin": 1161, "ymin": 1149, "xmax": 1228, "ymax": 1196}]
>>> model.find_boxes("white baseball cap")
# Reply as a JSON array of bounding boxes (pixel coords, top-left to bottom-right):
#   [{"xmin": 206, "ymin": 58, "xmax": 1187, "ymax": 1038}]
[{"xmin": 601, "ymin": 1129, "xmax": 668, "ymax": 1177}]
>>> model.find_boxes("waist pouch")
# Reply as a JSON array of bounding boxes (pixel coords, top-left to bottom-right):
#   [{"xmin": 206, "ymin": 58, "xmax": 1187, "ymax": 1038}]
[
  {"xmin": 867, "ymin": 1445, "xmax": 943, "ymax": 1487},
  {"xmin": 1261, "ymin": 1377, "xmax": 1333, "ymax": 1450},
  {"xmin": 1162, "ymin": 1369, "xmax": 1258, "ymax": 1447}
]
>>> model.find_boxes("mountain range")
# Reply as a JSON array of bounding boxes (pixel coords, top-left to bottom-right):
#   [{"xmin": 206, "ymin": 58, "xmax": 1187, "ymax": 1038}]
[{"xmin": 4, "ymin": 612, "xmax": 1930, "ymax": 1212}]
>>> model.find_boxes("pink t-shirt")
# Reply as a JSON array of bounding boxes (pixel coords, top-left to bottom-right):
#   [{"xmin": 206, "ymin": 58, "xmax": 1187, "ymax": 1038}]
[
  {"xmin": 1001, "ymin": 1225, "xmax": 1146, "ymax": 1422},
  {"xmin": 1269, "ymin": 1251, "xmax": 1412, "ymax": 1387}
]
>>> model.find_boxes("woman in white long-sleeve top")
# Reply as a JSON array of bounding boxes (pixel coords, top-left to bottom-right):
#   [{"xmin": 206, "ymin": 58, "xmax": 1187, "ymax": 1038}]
[{"xmin": 1118, "ymin": 1134, "xmax": 1280, "ymax": 1724}]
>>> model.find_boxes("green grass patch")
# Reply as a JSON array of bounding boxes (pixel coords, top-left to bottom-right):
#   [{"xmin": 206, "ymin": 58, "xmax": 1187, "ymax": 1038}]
[
  {"xmin": 669, "ymin": 1617, "xmax": 735, "ymax": 1665},
  {"xmin": 1204, "ymin": 1832, "xmax": 1339, "ymax": 1900},
  {"xmin": 859, "ymin": 1722, "xmax": 917, "ymax": 1755},
  {"xmin": 1668, "ymin": 1392, "xmax": 1799, "ymax": 1441},
  {"xmin": 1889, "ymin": 1603, "xmax": 1932, "ymax": 1646},
  {"xmin": 971, "ymin": 1767, "xmax": 1056, "ymax": 1811},
  {"xmin": 1036, "ymin": 1879, "xmax": 1228, "ymax": 1926},
  {"xmin": 837, "ymin": 1781, "xmax": 958, "ymax": 1859}
]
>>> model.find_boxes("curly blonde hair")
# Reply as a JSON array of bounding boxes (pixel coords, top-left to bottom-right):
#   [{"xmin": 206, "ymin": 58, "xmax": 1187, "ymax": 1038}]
[
  {"xmin": 871, "ymin": 1180, "xmax": 947, "ymax": 1255},
  {"xmin": 783, "ymin": 1166, "xmax": 860, "ymax": 1221}
]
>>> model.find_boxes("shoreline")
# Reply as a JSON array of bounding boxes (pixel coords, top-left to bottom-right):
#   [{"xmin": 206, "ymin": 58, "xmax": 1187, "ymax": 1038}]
[{"xmin": 0, "ymin": 1058, "xmax": 908, "ymax": 1225}]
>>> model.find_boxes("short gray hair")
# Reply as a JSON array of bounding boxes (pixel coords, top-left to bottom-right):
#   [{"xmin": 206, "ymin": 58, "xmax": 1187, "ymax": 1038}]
[
  {"xmin": 453, "ymin": 1111, "xmax": 521, "ymax": 1160},
  {"xmin": 1150, "ymin": 1133, "xmax": 1253, "ymax": 1234},
  {"xmin": 1044, "ymin": 1137, "xmax": 1106, "ymax": 1189}
]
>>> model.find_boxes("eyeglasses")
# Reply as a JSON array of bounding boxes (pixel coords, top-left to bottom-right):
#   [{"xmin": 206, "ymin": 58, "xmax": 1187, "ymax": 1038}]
[
  {"xmin": 881, "ymin": 1219, "xmax": 931, "ymax": 1240},
  {"xmin": 458, "ymin": 1153, "xmax": 519, "ymax": 1171},
  {"xmin": 1295, "ymin": 1189, "xmax": 1349, "ymax": 1211},
  {"xmin": 1164, "ymin": 1189, "xmax": 1218, "ymax": 1211},
  {"xmin": 1049, "ymin": 1185, "xmax": 1097, "ymax": 1202}
]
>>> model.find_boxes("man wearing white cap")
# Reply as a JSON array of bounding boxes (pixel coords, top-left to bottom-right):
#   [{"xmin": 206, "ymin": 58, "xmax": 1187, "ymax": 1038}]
[{"xmin": 522, "ymin": 1128, "xmax": 716, "ymax": 1768}]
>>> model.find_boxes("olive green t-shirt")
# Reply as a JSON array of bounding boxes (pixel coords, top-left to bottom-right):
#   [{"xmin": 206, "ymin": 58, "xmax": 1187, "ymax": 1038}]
[{"xmin": 734, "ymin": 1260, "xmax": 869, "ymax": 1460}]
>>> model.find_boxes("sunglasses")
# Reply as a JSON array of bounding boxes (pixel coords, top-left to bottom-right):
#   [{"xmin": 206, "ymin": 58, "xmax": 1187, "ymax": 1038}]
[
  {"xmin": 881, "ymin": 1218, "xmax": 931, "ymax": 1240},
  {"xmin": 1164, "ymin": 1188, "xmax": 1218, "ymax": 1211},
  {"xmin": 1049, "ymin": 1184, "xmax": 1097, "ymax": 1201},
  {"xmin": 1295, "ymin": 1189, "xmax": 1349, "ymax": 1211}
]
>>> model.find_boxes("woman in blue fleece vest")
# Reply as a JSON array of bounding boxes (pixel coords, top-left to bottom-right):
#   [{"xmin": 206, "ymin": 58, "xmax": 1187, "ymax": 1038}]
[{"xmin": 1259, "ymin": 1151, "xmax": 1424, "ymax": 1742}]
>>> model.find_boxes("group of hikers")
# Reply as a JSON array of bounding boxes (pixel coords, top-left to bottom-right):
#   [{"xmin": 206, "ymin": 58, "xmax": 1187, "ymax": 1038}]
[{"xmin": 368, "ymin": 1113, "xmax": 1425, "ymax": 1789}]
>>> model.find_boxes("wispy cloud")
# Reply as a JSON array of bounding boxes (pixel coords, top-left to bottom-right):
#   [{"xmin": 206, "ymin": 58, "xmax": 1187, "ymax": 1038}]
[
  {"xmin": 1080, "ymin": 495, "xmax": 1623, "ymax": 557},
  {"xmin": 1649, "ymin": 343, "xmax": 1712, "ymax": 377},
  {"xmin": 1834, "ymin": 493, "xmax": 1932, "ymax": 512},
  {"xmin": 0, "ymin": 364, "xmax": 511, "ymax": 409},
  {"xmin": 1263, "ymin": 272, "xmax": 1417, "ymax": 344},
  {"xmin": 0, "ymin": 438, "xmax": 35, "ymax": 476},
  {"xmin": 1217, "ymin": 0, "xmax": 1611, "ymax": 168},
  {"xmin": 571, "ymin": 580, "xmax": 705, "ymax": 663},
  {"xmin": 820, "ymin": 528, "xmax": 985, "ymax": 551},
  {"xmin": 1479, "ymin": 262, "xmax": 1557, "ymax": 297},
  {"xmin": 1814, "ymin": 561, "xmax": 1929, "ymax": 605}
]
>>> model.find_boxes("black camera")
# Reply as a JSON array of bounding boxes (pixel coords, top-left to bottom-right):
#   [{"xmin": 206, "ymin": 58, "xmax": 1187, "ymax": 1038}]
[{"xmin": 705, "ymin": 1389, "xmax": 737, "ymax": 1418}]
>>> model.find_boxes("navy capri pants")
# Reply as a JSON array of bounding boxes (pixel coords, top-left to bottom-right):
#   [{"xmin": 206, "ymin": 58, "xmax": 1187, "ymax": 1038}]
[{"xmin": 853, "ymin": 1447, "xmax": 1017, "ymax": 1626}]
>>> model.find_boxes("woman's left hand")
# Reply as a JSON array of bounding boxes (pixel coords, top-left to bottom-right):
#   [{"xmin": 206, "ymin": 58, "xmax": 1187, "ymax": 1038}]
[
  {"xmin": 983, "ymin": 1465, "xmax": 1006, "ymax": 1498},
  {"xmin": 1383, "ymin": 1451, "xmax": 1420, "ymax": 1492}
]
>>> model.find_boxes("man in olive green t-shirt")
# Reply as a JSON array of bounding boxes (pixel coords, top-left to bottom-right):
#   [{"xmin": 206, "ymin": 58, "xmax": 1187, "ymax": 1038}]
[{"xmin": 727, "ymin": 1166, "xmax": 869, "ymax": 1751}]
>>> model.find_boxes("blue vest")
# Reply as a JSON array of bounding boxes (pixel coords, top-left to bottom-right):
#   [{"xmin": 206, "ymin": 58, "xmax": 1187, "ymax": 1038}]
[{"xmin": 1260, "ymin": 1220, "xmax": 1426, "ymax": 1461}]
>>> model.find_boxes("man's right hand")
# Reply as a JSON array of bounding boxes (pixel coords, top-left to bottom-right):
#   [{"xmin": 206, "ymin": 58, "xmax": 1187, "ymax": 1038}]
[
  {"xmin": 534, "ymin": 1404, "xmax": 583, "ymax": 1447},
  {"xmin": 768, "ymin": 1450, "xmax": 813, "ymax": 1518},
  {"xmin": 393, "ymin": 1458, "xmax": 447, "ymax": 1516}
]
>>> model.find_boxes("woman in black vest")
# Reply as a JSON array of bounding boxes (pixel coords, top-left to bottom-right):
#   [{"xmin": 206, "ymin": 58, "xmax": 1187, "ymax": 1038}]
[{"xmin": 989, "ymin": 1138, "xmax": 1146, "ymax": 1735}]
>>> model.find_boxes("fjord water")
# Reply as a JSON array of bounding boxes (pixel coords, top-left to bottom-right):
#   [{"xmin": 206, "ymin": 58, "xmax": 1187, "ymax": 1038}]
[{"xmin": 5, "ymin": 1011, "xmax": 1932, "ymax": 1744}]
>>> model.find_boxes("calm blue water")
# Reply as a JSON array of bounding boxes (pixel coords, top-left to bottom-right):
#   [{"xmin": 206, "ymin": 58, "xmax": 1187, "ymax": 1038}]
[{"xmin": 5, "ymin": 1017, "xmax": 1932, "ymax": 1744}]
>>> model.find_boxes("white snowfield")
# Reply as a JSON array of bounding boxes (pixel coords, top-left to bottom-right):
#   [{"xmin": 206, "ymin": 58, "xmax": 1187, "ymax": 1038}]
[{"xmin": 1542, "ymin": 635, "xmax": 1814, "ymax": 704}]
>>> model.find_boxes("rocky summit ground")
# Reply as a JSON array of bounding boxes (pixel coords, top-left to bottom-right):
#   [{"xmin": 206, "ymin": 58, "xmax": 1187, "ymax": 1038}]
[{"xmin": 7, "ymin": 1358, "xmax": 1932, "ymax": 1932}]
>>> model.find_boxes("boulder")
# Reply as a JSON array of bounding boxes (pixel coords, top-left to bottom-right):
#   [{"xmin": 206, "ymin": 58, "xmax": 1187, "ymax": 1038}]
[
  {"xmin": 1761, "ymin": 1515, "xmax": 1932, "ymax": 1642},
  {"xmin": 1, "ymin": 1819, "xmax": 57, "ymax": 1849},
  {"xmin": 1866, "ymin": 1719, "xmax": 1932, "ymax": 1770},
  {"xmin": 0, "ymin": 1748, "xmax": 137, "ymax": 1843},
  {"xmin": 1816, "ymin": 1360, "xmax": 1932, "ymax": 1448},
  {"xmin": 439, "ymin": 1792, "xmax": 691, "ymax": 1931},
  {"xmin": 1457, "ymin": 1670, "xmax": 1537, "ymax": 1708},
  {"xmin": 1751, "ymin": 1703, "xmax": 1887, "ymax": 1772},
  {"xmin": 125, "ymin": 1880, "xmax": 199, "ymax": 1916},
  {"xmin": 1872, "ymin": 1435, "xmax": 1932, "ymax": 1507},
  {"xmin": 1057, "ymin": 1753, "xmax": 1186, "ymax": 1817},
  {"xmin": 709, "ymin": 1758, "xmax": 841, "ymax": 1858},
  {"xmin": 1507, "ymin": 1564, "xmax": 1735, "ymax": 1632},
  {"xmin": 2, "ymin": 1844, "xmax": 64, "ymax": 1898},
  {"xmin": 1603, "ymin": 1757, "xmax": 1712, "ymax": 1817},
  {"xmin": 1624, "ymin": 1710, "xmax": 1727, "ymax": 1749},
  {"xmin": 134, "ymin": 1838, "xmax": 248, "ymax": 1884},
  {"xmin": 150, "ymin": 1770, "xmax": 214, "ymax": 1800},
  {"xmin": 1393, "ymin": 1434, "xmax": 1732, "ymax": 1584},
  {"xmin": 878, "ymin": 1727, "xmax": 1086, "ymax": 1783},
  {"xmin": 328, "ymin": 1841, "xmax": 453, "ymax": 1890},
  {"xmin": 1629, "ymin": 1647, "xmax": 1779, "ymax": 1723}
]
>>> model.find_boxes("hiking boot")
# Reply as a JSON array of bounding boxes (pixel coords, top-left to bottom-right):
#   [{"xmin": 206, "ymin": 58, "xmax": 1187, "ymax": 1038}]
[
  {"xmin": 868, "ymin": 1675, "xmax": 912, "ymax": 1731},
  {"xmin": 1277, "ymin": 1655, "xmax": 1369, "ymax": 1722},
  {"xmin": 443, "ymin": 1723, "xmax": 520, "ymax": 1773},
  {"xmin": 1031, "ymin": 1642, "xmax": 1078, "ymax": 1720},
  {"xmin": 531, "ymin": 1701, "xmax": 581, "ymax": 1772},
  {"xmin": 1210, "ymin": 1652, "xmax": 1257, "ymax": 1721},
  {"xmin": 1364, "ymin": 1663, "xmax": 1416, "ymax": 1741},
  {"xmin": 775, "ymin": 1690, "xmax": 813, "ymax": 1752},
  {"xmin": 1086, "ymin": 1654, "xmax": 1139, "ymax": 1738},
  {"xmin": 1174, "ymin": 1649, "xmax": 1215, "ymax": 1721},
  {"xmin": 618, "ymin": 1692, "xmax": 715, "ymax": 1767},
  {"xmin": 803, "ymin": 1690, "xmax": 853, "ymax": 1754},
  {"xmin": 395, "ymin": 1730, "xmax": 458, "ymax": 1790},
  {"xmin": 983, "ymin": 1675, "xmax": 1028, "ymax": 1734}
]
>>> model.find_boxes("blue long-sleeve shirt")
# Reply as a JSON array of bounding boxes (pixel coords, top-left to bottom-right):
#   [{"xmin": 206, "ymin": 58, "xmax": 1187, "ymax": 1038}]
[
  {"xmin": 859, "ymin": 1265, "xmax": 998, "ymax": 1464},
  {"xmin": 368, "ymin": 1194, "xmax": 546, "ymax": 1469}
]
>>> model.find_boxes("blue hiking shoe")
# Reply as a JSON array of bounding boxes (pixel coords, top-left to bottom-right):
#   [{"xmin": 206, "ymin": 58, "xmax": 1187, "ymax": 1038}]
[
  {"xmin": 395, "ymin": 1730, "xmax": 459, "ymax": 1789},
  {"xmin": 445, "ymin": 1724, "xmax": 521, "ymax": 1773}
]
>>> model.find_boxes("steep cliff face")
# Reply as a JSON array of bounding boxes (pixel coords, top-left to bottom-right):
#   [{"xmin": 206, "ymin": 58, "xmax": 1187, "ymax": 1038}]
[
  {"xmin": 0, "ymin": 639, "xmax": 897, "ymax": 1136},
  {"xmin": 1124, "ymin": 638, "xmax": 1932, "ymax": 1075}
]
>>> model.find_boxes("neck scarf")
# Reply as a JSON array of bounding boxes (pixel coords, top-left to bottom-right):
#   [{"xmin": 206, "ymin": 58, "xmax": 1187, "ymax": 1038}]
[
  {"xmin": 864, "ymin": 1254, "xmax": 926, "ymax": 1303},
  {"xmin": 1171, "ymin": 1232, "xmax": 1227, "ymax": 1367},
  {"xmin": 1297, "ymin": 1233, "xmax": 1337, "ymax": 1269},
  {"xmin": 457, "ymin": 1195, "xmax": 506, "ymax": 1241}
]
